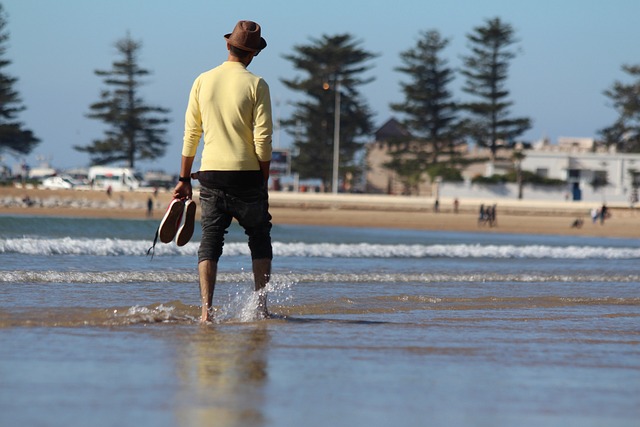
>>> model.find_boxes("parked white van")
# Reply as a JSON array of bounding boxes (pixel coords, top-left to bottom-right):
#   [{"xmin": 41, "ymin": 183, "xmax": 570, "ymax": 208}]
[{"xmin": 88, "ymin": 166, "xmax": 141, "ymax": 191}]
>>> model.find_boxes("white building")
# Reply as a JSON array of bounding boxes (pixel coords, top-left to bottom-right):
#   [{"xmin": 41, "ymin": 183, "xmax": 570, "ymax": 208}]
[{"xmin": 521, "ymin": 137, "xmax": 640, "ymax": 202}]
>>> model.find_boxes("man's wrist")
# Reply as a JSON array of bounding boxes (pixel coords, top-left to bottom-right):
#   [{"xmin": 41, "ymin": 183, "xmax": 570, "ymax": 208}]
[{"xmin": 178, "ymin": 176, "xmax": 191, "ymax": 183}]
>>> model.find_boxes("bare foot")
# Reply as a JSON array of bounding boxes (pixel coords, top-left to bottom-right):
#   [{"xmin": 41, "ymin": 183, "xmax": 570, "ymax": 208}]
[
  {"xmin": 200, "ymin": 307, "xmax": 212, "ymax": 324},
  {"xmin": 257, "ymin": 307, "xmax": 270, "ymax": 320},
  {"xmin": 257, "ymin": 292, "xmax": 270, "ymax": 319}
]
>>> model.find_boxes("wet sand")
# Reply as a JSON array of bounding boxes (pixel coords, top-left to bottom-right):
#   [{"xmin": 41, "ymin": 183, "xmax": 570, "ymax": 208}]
[{"xmin": 1, "ymin": 186, "xmax": 639, "ymax": 238}]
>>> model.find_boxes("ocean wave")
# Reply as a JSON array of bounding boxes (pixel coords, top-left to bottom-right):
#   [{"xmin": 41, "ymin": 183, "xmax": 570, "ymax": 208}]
[
  {"xmin": 0, "ymin": 237, "xmax": 198, "ymax": 257},
  {"xmin": 274, "ymin": 242, "xmax": 640, "ymax": 259},
  {"xmin": 1, "ymin": 270, "xmax": 638, "ymax": 284},
  {"xmin": 1, "ymin": 237, "xmax": 640, "ymax": 259}
]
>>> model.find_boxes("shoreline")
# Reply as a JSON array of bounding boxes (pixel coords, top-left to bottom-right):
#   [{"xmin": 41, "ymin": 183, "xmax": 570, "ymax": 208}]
[{"xmin": 1, "ymin": 186, "xmax": 639, "ymax": 238}]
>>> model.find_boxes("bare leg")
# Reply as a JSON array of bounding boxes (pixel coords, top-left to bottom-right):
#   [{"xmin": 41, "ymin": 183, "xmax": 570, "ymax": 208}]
[
  {"xmin": 252, "ymin": 258, "xmax": 271, "ymax": 318},
  {"xmin": 198, "ymin": 259, "xmax": 217, "ymax": 323}
]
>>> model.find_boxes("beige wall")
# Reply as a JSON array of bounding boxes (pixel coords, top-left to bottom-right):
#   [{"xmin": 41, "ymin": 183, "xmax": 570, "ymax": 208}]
[{"xmin": 364, "ymin": 142, "xmax": 434, "ymax": 196}]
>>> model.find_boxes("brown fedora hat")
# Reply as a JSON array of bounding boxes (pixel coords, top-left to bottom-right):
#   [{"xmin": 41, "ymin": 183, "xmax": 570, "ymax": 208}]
[{"xmin": 224, "ymin": 20, "xmax": 267, "ymax": 52}]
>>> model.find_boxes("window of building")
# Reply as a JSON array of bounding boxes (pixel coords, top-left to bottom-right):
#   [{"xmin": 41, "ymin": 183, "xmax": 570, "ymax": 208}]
[
  {"xmin": 535, "ymin": 168, "xmax": 548, "ymax": 178},
  {"xmin": 568, "ymin": 169, "xmax": 581, "ymax": 180},
  {"xmin": 592, "ymin": 170, "xmax": 608, "ymax": 187}
]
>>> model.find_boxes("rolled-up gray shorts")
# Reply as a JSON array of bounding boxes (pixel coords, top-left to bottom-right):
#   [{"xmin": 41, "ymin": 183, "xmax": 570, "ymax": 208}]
[{"xmin": 197, "ymin": 185, "xmax": 273, "ymax": 263}]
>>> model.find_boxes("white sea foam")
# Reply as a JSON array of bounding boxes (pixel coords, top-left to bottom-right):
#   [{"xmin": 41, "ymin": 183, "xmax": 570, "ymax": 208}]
[
  {"xmin": 0, "ymin": 237, "xmax": 200, "ymax": 257},
  {"xmin": 1, "ymin": 237, "xmax": 639, "ymax": 259},
  {"xmin": 119, "ymin": 304, "xmax": 180, "ymax": 324}
]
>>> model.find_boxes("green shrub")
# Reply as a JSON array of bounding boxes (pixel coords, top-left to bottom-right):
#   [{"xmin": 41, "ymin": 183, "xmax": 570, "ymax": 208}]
[{"xmin": 426, "ymin": 164, "xmax": 464, "ymax": 182}]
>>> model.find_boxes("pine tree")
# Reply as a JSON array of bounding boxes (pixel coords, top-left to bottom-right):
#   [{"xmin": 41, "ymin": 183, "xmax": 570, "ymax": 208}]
[
  {"xmin": 388, "ymin": 30, "xmax": 460, "ymax": 194},
  {"xmin": 460, "ymin": 17, "xmax": 531, "ymax": 160},
  {"xmin": 76, "ymin": 33, "xmax": 169, "ymax": 168},
  {"xmin": 281, "ymin": 34, "xmax": 376, "ymax": 191},
  {"xmin": 599, "ymin": 64, "xmax": 640, "ymax": 153},
  {"xmin": 0, "ymin": 4, "xmax": 39, "ymax": 156}
]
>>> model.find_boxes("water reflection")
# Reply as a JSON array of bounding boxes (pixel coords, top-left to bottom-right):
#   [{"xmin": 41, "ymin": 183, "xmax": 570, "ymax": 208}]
[{"xmin": 174, "ymin": 324, "xmax": 270, "ymax": 427}]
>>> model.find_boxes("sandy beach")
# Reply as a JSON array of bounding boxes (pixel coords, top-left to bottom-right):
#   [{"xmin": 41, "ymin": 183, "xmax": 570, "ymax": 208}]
[{"xmin": 1, "ymin": 186, "xmax": 639, "ymax": 238}]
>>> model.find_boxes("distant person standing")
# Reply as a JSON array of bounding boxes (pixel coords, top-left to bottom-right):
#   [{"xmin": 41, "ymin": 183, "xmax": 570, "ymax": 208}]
[
  {"xmin": 600, "ymin": 203, "xmax": 609, "ymax": 225},
  {"xmin": 172, "ymin": 20, "xmax": 273, "ymax": 322},
  {"xmin": 478, "ymin": 204, "xmax": 486, "ymax": 226},
  {"xmin": 488, "ymin": 204, "xmax": 497, "ymax": 227},
  {"xmin": 147, "ymin": 197, "xmax": 153, "ymax": 218}
]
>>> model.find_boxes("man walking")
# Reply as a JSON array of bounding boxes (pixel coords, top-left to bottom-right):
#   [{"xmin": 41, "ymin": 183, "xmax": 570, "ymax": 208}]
[{"xmin": 172, "ymin": 20, "xmax": 273, "ymax": 322}]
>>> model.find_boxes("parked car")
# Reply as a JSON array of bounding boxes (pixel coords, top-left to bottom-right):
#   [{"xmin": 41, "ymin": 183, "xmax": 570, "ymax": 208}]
[
  {"xmin": 88, "ymin": 166, "xmax": 141, "ymax": 191},
  {"xmin": 40, "ymin": 175, "xmax": 78, "ymax": 189}
]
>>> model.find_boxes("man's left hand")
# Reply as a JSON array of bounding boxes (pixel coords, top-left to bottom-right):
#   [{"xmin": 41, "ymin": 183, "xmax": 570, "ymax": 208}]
[{"xmin": 173, "ymin": 181, "xmax": 192, "ymax": 200}]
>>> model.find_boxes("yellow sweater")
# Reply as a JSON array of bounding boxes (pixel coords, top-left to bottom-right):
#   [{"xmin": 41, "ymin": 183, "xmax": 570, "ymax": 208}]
[{"xmin": 182, "ymin": 61, "xmax": 273, "ymax": 171}]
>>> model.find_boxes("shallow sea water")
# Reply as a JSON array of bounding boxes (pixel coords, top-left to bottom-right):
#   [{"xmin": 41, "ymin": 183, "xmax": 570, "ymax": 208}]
[{"xmin": 0, "ymin": 215, "xmax": 639, "ymax": 426}]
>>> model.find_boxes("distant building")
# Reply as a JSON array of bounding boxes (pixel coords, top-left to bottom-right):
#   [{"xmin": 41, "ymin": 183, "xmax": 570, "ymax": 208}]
[
  {"xmin": 365, "ymin": 118, "xmax": 436, "ymax": 196},
  {"xmin": 366, "ymin": 119, "xmax": 640, "ymax": 203},
  {"xmin": 522, "ymin": 137, "xmax": 640, "ymax": 201},
  {"xmin": 556, "ymin": 137, "xmax": 596, "ymax": 152}
]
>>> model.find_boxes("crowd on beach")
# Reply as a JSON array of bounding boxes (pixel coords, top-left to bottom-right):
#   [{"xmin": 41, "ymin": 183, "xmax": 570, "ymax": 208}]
[
  {"xmin": 0, "ymin": 186, "xmax": 631, "ymax": 241},
  {"xmin": 0, "ymin": 189, "xmax": 617, "ymax": 226}
]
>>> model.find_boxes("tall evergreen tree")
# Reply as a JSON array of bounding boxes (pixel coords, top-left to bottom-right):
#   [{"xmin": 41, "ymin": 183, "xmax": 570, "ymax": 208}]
[
  {"xmin": 388, "ymin": 30, "xmax": 460, "ymax": 194},
  {"xmin": 281, "ymin": 34, "xmax": 376, "ymax": 191},
  {"xmin": 598, "ymin": 64, "xmax": 640, "ymax": 153},
  {"xmin": 76, "ymin": 33, "xmax": 169, "ymax": 168},
  {"xmin": 0, "ymin": 4, "xmax": 39, "ymax": 156},
  {"xmin": 460, "ymin": 17, "xmax": 531, "ymax": 160}
]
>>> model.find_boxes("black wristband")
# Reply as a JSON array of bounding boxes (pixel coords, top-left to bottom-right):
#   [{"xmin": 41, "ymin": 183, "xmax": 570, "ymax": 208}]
[{"xmin": 178, "ymin": 176, "xmax": 191, "ymax": 183}]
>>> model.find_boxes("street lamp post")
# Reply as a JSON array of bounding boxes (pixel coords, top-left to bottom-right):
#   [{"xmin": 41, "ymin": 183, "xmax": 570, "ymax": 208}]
[
  {"xmin": 512, "ymin": 144, "xmax": 525, "ymax": 200},
  {"xmin": 331, "ymin": 80, "xmax": 341, "ymax": 194}
]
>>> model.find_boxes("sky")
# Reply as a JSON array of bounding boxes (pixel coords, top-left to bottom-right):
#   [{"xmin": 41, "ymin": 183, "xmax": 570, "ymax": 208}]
[{"xmin": 2, "ymin": 0, "xmax": 640, "ymax": 173}]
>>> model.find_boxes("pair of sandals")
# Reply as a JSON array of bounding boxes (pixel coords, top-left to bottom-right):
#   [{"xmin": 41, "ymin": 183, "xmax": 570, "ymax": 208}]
[
  {"xmin": 147, "ymin": 198, "xmax": 196, "ymax": 258},
  {"xmin": 159, "ymin": 198, "xmax": 197, "ymax": 246}
]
